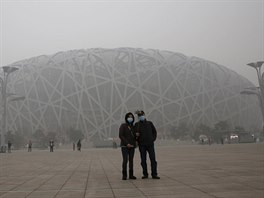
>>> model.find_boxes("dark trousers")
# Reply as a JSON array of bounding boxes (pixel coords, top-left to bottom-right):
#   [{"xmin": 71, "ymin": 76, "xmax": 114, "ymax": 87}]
[
  {"xmin": 8, "ymin": 146, "xmax": 11, "ymax": 153},
  {"xmin": 139, "ymin": 144, "xmax": 157, "ymax": 176},
  {"xmin": 121, "ymin": 147, "xmax": 135, "ymax": 177}
]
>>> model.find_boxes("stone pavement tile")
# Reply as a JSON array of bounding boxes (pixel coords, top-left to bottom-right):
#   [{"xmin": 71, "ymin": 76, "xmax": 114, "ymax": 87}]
[
  {"xmin": 241, "ymin": 175, "xmax": 264, "ymax": 182},
  {"xmin": 112, "ymin": 188, "xmax": 146, "ymax": 197},
  {"xmin": 26, "ymin": 190, "xmax": 58, "ymax": 198},
  {"xmin": 193, "ymin": 182, "xmax": 253, "ymax": 193},
  {"xmin": 86, "ymin": 180, "xmax": 111, "ymax": 189},
  {"xmin": 61, "ymin": 178, "xmax": 86, "ymax": 190},
  {"xmin": 239, "ymin": 176, "xmax": 264, "ymax": 189},
  {"xmin": 0, "ymin": 185, "xmax": 17, "ymax": 191},
  {"xmin": 146, "ymin": 194, "xmax": 213, "ymax": 198},
  {"xmin": 210, "ymin": 190, "xmax": 264, "ymax": 198},
  {"xmin": 85, "ymin": 188, "xmax": 114, "ymax": 198},
  {"xmin": 12, "ymin": 176, "xmax": 53, "ymax": 191},
  {"xmin": 61, "ymin": 184, "xmax": 85, "ymax": 190},
  {"xmin": 89, "ymin": 174, "xmax": 107, "ymax": 181},
  {"xmin": 246, "ymin": 181, "xmax": 264, "ymax": 190},
  {"xmin": 35, "ymin": 175, "xmax": 69, "ymax": 191},
  {"xmin": 1, "ymin": 177, "xmax": 29, "ymax": 185},
  {"xmin": 138, "ymin": 186, "xmax": 213, "ymax": 198},
  {"xmin": 55, "ymin": 190, "xmax": 84, "ymax": 198},
  {"xmin": 138, "ymin": 186, "xmax": 183, "ymax": 196},
  {"xmin": 110, "ymin": 181, "xmax": 139, "ymax": 189},
  {"xmin": 37, "ymin": 184, "xmax": 62, "ymax": 190},
  {"xmin": 132, "ymin": 179, "xmax": 182, "ymax": 189},
  {"xmin": 169, "ymin": 175, "xmax": 221, "ymax": 185},
  {"xmin": 198, "ymin": 170, "xmax": 229, "ymax": 178},
  {"xmin": 0, "ymin": 191, "xmax": 29, "ymax": 198},
  {"xmin": 39, "ymin": 175, "xmax": 69, "ymax": 185},
  {"xmin": 217, "ymin": 175, "xmax": 251, "ymax": 183},
  {"xmin": 13, "ymin": 183, "xmax": 41, "ymax": 191},
  {"xmin": 217, "ymin": 175, "xmax": 264, "ymax": 190}
]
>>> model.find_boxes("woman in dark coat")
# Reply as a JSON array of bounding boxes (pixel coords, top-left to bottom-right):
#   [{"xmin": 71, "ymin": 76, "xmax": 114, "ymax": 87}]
[
  {"xmin": 77, "ymin": 139, "xmax": 81, "ymax": 151},
  {"xmin": 119, "ymin": 112, "xmax": 137, "ymax": 180}
]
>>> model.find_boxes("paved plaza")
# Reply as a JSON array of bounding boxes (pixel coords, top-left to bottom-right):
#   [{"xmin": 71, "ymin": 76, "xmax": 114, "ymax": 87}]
[{"xmin": 0, "ymin": 143, "xmax": 263, "ymax": 198}]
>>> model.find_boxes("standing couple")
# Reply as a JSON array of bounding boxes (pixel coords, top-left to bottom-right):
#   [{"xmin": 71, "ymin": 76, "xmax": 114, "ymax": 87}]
[{"xmin": 119, "ymin": 110, "xmax": 160, "ymax": 180}]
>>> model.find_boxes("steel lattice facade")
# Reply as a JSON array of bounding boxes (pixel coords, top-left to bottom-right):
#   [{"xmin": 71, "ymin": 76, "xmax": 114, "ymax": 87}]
[{"xmin": 1, "ymin": 48, "xmax": 261, "ymax": 139}]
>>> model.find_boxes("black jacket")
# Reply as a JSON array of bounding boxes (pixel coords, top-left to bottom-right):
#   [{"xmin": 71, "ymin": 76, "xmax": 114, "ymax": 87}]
[
  {"xmin": 119, "ymin": 113, "xmax": 136, "ymax": 147},
  {"xmin": 135, "ymin": 120, "xmax": 157, "ymax": 146}
]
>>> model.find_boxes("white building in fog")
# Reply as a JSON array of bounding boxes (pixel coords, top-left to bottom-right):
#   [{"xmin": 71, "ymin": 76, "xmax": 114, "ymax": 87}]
[{"xmin": 1, "ymin": 48, "xmax": 261, "ymax": 140}]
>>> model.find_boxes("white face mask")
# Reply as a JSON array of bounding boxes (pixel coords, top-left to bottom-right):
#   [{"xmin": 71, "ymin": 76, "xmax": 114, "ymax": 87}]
[
  {"xmin": 139, "ymin": 115, "xmax": 145, "ymax": 121},
  {"xmin": 127, "ymin": 117, "xmax": 133, "ymax": 123}
]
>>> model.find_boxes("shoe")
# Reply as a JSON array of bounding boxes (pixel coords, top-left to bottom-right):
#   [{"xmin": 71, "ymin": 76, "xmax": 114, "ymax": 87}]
[
  {"xmin": 122, "ymin": 176, "xmax": 127, "ymax": 180},
  {"xmin": 129, "ymin": 176, "xmax": 137, "ymax": 180},
  {"xmin": 142, "ymin": 175, "xmax": 148, "ymax": 179},
  {"xmin": 152, "ymin": 175, "xmax": 160, "ymax": 179}
]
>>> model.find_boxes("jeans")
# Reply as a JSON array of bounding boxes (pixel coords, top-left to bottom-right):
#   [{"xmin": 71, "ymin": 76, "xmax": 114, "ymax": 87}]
[
  {"xmin": 139, "ymin": 144, "xmax": 157, "ymax": 176},
  {"xmin": 121, "ymin": 147, "xmax": 135, "ymax": 176}
]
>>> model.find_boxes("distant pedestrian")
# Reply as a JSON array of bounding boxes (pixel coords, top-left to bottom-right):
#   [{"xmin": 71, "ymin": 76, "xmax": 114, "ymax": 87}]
[
  {"xmin": 7, "ymin": 140, "xmax": 12, "ymax": 153},
  {"xmin": 221, "ymin": 137, "xmax": 224, "ymax": 145},
  {"xmin": 28, "ymin": 140, "xmax": 32, "ymax": 152},
  {"xmin": 49, "ymin": 140, "xmax": 54, "ymax": 152},
  {"xmin": 77, "ymin": 139, "xmax": 81, "ymax": 151},
  {"xmin": 208, "ymin": 137, "xmax": 212, "ymax": 145},
  {"xmin": 113, "ymin": 140, "xmax": 117, "ymax": 149},
  {"xmin": 73, "ymin": 142, "xmax": 75, "ymax": 151}
]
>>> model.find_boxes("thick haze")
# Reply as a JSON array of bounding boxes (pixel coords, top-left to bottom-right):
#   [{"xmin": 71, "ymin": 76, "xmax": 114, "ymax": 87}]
[{"xmin": 1, "ymin": 0, "xmax": 263, "ymax": 85}]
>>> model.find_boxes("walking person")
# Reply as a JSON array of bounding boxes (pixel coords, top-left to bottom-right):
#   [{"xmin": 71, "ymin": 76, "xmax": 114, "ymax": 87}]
[
  {"xmin": 49, "ymin": 140, "xmax": 54, "ymax": 152},
  {"xmin": 119, "ymin": 112, "xmax": 137, "ymax": 180},
  {"xmin": 28, "ymin": 140, "xmax": 32, "ymax": 152},
  {"xmin": 7, "ymin": 140, "xmax": 12, "ymax": 153},
  {"xmin": 77, "ymin": 139, "xmax": 81, "ymax": 151},
  {"xmin": 135, "ymin": 110, "xmax": 160, "ymax": 179},
  {"xmin": 73, "ymin": 142, "xmax": 75, "ymax": 151}
]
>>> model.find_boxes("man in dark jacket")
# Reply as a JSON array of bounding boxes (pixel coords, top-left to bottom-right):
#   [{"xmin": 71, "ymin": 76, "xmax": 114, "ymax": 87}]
[
  {"xmin": 135, "ymin": 110, "xmax": 160, "ymax": 179},
  {"xmin": 119, "ymin": 112, "xmax": 137, "ymax": 180}
]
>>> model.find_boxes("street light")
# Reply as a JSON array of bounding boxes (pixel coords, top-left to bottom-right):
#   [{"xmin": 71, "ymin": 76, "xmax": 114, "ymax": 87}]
[
  {"xmin": 241, "ymin": 61, "xmax": 264, "ymax": 137},
  {"xmin": 0, "ymin": 65, "xmax": 20, "ymax": 151}
]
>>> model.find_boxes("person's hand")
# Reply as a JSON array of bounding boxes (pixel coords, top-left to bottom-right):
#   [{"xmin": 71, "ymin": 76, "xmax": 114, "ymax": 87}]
[
  {"xmin": 136, "ymin": 133, "xmax": 140, "ymax": 137},
  {"xmin": 127, "ymin": 144, "xmax": 134, "ymax": 148}
]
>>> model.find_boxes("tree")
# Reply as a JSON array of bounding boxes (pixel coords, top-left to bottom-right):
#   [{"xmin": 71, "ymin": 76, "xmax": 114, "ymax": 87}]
[
  {"xmin": 214, "ymin": 120, "xmax": 230, "ymax": 131},
  {"xmin": 5, "ymin": 130, "xmax": 14, "ymax": 144},
  {"xmin": 46, "ymin": 131, "xmax": 57, "ymax": 142},
  {"xmin": 213, "ymin": 120, "xmax": 230, "ymax": 143},
  {"xmin": 32, "ymin": 129, "xmax": 47, "ymax": 148},
  {"xmin": 66, "ymin": 127, "xmax": 84, "ymax": 143},
  {"xmin": 193, "ymin": 123, "xmax": 212, "ymax": 141},
  {"xmin": 4, "ymin": 130, "xmax": 24, "ymax": 149},
  {"xmin": 13, "ymin": 131, "xmax": 25, "ymax": 149},
  {"xmin": 170, "ymin": 122, "xmax": 189, "ymax": 140},
  {"xmin": 234, "ymin": 126, "xmax": 245, "ymax": 134}
]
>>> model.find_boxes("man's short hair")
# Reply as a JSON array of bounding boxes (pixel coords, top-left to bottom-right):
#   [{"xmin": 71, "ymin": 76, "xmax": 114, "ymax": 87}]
[{"xmin": 135, "ymin": 110, "xmax": 145, "ymax": 116}]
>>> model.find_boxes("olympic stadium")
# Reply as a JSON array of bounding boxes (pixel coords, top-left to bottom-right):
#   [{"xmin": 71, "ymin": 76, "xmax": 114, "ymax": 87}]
[{"xmin": 0, "ymin": 48, "xmax": 261, "ymax": 141}]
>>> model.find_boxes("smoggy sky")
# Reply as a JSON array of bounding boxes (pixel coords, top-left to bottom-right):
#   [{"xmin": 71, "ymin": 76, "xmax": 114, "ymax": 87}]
[{"xmin": 1, "ymin": 0, "xmax": 263, "ymax": 85}]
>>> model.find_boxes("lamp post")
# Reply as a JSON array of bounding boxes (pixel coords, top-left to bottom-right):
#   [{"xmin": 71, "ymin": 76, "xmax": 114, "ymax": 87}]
[
  {"xmin": 241, "ymin": 61, "xmax": 264, "ymax": 137},
  {"xmin": 0, "ymin": 66, "xmax": 19, "ymax": 150}
]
